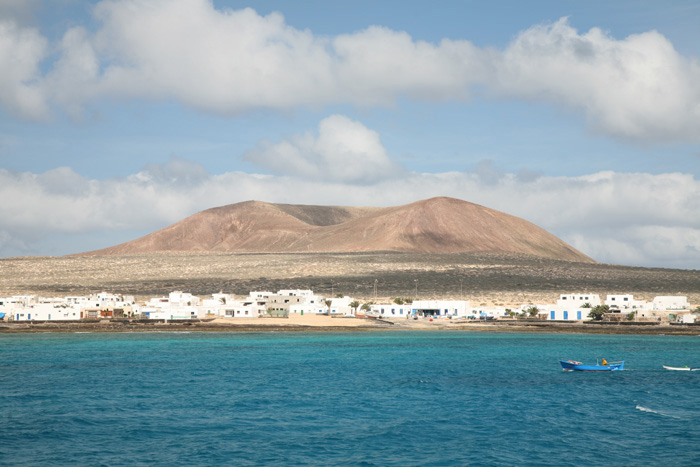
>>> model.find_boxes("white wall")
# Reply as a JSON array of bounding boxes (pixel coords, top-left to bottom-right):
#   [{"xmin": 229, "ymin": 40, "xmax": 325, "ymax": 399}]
[
  {"xmin": 557, "ymin": 294, "xmax": 601, "ymax": 308},
  {"xmin": 653, "ymin": 296, "xmax": 689, "ymax": 311},
  {"xmin": 541, "ymin": 305, "xmax": 593, "ymax": 321},
  {"xmin": 7, "ymin": 303, "xmax": 81, "ymax": 321}
]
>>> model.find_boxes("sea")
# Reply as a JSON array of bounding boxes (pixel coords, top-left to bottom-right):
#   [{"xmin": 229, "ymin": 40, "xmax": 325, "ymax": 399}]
[{"xmin": 2, "ymin": 331, "xmax": 700, "ymax": 466}]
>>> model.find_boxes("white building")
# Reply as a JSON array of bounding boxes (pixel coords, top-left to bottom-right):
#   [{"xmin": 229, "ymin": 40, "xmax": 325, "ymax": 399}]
[
  {"xmin": 557, "ymin": 294, "xmax": 601, "ymax": 308},
  {"xmin": 533, "ymin": 300, "xmax": 594, "ymax": 321},
  {"xmin": 0, "ymin": 295, "xmax": 36, "ymax": 310},
  {"xmin": 653, "ymin": 296, "xmax": 690, "ymax": 311},
  {"xmin": 141, "ymin": 291, "xmax": 202, "ymax": 320},
  {"xmin": 13, "ymin": 303, "xmax": 82, "ymax": 321},
  {"xmin": 680, "ymin": 313, "xmax": 698, "ymax": 324},
  {"xmin": 321, "ymin": 296, "xmax": 355, "ymax": 316},
  {"xmin": 471, "ymin": 306, "xmax": 511, "ymax": 320},
  {"xmin": 200, "ymin": 293, "xmax": 236, "ymax": 317},
  {"xmin": 369, "ymin": 303, "xmax": 414, "ymax": 318},
  {"xmin": 543, "ymin": 305, "xmax": 592, "ymax": 321},
  {"xmin": 371, "ymin": 300, "xmax": 472, "ymax": 319},
  {"xmin": 413, "ymin": 300, "xmax": 472, "ymax": 318},
  {"xmin": 0, "ymin": 295, "xmax": 82, "ymax": 321},
  {"xmin": 605, "ymin": 294, "xmax": 649, "ymax": 311},
  {"xmin": 267, "ymin": 290, "xmax": 328, "ymax": 316}
]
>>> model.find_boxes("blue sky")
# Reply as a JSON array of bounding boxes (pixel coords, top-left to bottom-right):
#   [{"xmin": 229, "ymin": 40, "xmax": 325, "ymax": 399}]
[{"xmin": 1, "ymin": 0, "xmax": 699, "ymax": 268}]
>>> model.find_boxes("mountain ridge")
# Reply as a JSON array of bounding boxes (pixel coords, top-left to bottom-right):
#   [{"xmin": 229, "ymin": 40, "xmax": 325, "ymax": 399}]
[{"xmin": 74, "ymin": 197, "xmax": 595, "ymax": 263}]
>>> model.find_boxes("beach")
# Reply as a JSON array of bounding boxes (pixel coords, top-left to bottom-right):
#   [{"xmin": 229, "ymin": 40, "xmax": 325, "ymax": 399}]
[{"xmin": 3, "ymin": 313, "xmax": 700, "ymax": 335}]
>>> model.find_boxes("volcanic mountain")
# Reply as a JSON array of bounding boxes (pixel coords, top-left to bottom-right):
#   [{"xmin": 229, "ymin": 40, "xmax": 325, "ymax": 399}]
[{"xmin": 78, "ymin": 197, "xmax": 594, "ymax": 262}]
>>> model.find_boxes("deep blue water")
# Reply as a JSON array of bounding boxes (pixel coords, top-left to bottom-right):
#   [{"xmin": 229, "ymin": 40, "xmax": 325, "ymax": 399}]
[{"xmin": 2, "ymin": 331, "xmax": 700, "ymax": 466}]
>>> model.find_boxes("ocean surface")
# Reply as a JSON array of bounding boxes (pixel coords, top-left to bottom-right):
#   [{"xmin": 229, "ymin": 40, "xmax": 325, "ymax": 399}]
[{"xmin": 2, "ymin": 331, "xmax": 700, "ymax": 466}]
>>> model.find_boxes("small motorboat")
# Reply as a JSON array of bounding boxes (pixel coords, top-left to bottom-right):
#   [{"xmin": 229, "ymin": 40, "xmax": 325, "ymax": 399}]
[
  {"xmin": 560, "ymin": 359, "xmax": 624, "ymax": 371},
  {"xmin": 663, "ymin": 365, "xmax": 692, "ymax": 371}
]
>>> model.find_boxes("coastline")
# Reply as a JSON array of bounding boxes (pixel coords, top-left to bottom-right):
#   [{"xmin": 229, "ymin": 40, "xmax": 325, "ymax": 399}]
[{"xmin": 3, "ymin": 314, "xmax": 700, "ymax": 335}]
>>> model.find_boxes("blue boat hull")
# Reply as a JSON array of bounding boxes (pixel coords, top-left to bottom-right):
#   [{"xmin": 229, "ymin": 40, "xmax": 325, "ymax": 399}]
[{"xmin": 560, "ymin": 360, "xmax": 624, "ymax": 371}]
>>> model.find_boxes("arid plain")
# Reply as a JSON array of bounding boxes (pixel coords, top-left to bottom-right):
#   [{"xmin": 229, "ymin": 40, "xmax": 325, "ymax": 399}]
[{"xmin": 2, "ymin": 252, "xmax": 698, "ymax": 307}]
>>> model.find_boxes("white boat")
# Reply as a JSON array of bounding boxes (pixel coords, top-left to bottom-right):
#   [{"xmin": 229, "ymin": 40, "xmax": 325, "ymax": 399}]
[{"xmin": 663, "ymin": 365, "xmax": 692, "ymax": 371}]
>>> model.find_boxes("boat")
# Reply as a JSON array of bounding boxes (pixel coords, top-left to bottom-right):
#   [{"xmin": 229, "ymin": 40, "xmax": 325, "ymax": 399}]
[
  {"xmin": 663, "ymin": 365, "xmax": 692, "ymax": 371},
  {"xmin": 560, "ymin": 359, "xmax": 624, "ymax": 371}
]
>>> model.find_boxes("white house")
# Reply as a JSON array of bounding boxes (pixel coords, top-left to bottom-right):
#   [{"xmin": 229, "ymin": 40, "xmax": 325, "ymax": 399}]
[
  {"xmin": 369, "ymin": 303, "xmax": 414, "ymax": 319},
  {"xmin": 267, "ymin": 290, "xmax": 329, "ymax": 316},
  {"xmin": 14, "ymin": 303, "xmax": 82, "ymax": 321},
  {"xmin": 412, "ymin": 300, "xmax": 472, "ymax": 318},
  {"xmin": 536, "ymin": 302, "xmax": 593, "ymax": 321},
  {"xmin": 200, "ymin": 293, "xmax": 237, "ymax": 317},
  {"xmin": 605, "ymin": 294, "xmax": 645, "ymax": 310},
  {"xmin": 471, "ymin": 306, "xmax": 511, "ymax": 320},
  {"xmin": 653, "ymin": 296, "xmax": 690, "ymax": 311},
  {"xmin": 324, "ymin": 296, "xmax": 355, "ymax": 316},
  {"xmin": 680, "ymin": 313, "xmax": 698, "ymax": 324},
  {"xmin": 371, "ymin": 300, "xmax": 472, "ymax": 319},
  {"xmin": 557, "ymin": 293, "xmax": 601, "ymax": 308},
  {"xmin": 0, "ymin": 295, "xmax": 82, "ymax": 321},
  {"xmin": 141, "ymin": 291, "xmax": 202, "ymax": 320},
  {"xmin": 167, "ymin": 291, "xmax": 200, "ymax": 307}
]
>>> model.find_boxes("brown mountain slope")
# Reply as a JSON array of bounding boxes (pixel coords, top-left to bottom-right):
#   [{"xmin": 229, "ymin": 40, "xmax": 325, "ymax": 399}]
[{"xmin": 77, "ymin": 197, "xmax": 594, "ymax": 262}]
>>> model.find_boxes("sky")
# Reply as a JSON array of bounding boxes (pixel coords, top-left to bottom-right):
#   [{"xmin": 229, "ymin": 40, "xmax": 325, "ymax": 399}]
[{"xmin": 1, "ymin": 0, "xmax": 699, "ymax": 269}]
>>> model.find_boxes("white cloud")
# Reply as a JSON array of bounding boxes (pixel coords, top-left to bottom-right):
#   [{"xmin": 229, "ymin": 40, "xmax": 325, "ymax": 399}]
[
  {"xmin": 494, "ymin": 18, "xmax": 700, "ymax": 142},
  {"xmin": 243, "ymin": 115, "xmax": 403, "ymax": 183},
  {"xmin": 0, "ymin": 20, "xmax": 48, "ymax": 120},
  {"xmin": 0, "ymin": 163, "xmax": 698, "ymax": 268},
  {"xmin": 332, "ymin": 26, "xmax": 484, "ymax": 104},
  {"xmin": 47, "ymin": 26, "xmax": 101, "ymax": 119},
  {"xmin": 90, "ymin": 0, "xmax": 339, "ymax": 113},
  {"xmin": 3, "ymin": 3, "xmax": 700, "ymax": 142}
]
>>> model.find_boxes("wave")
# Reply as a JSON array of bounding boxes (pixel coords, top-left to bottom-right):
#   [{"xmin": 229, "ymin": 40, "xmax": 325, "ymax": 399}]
[{"xmin": 635, "ymin": 405, "xmax": 682, "ymax": 419}]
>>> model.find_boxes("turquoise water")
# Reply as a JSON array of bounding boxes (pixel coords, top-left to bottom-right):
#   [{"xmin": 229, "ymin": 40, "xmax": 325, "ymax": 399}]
[{"xmin": 2, "ymin": 331, "xmax": 700, "ymax": 466}]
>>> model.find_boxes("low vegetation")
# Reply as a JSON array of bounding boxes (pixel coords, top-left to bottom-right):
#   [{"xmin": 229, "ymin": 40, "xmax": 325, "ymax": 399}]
[{"xmin": 0, "ymin": 252, "xmax": 698, "ymax": 306}]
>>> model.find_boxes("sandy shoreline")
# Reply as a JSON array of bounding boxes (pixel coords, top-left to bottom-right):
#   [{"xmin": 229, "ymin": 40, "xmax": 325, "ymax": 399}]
[{"xmin": 2, "ymin": 314, "xmax": 700, "ymax": 335}]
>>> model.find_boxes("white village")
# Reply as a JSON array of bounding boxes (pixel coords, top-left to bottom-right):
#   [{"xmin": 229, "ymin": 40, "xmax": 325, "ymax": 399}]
[{"xmin": 1, "ymin": 289, "xmax": 695, "ymax": 324}]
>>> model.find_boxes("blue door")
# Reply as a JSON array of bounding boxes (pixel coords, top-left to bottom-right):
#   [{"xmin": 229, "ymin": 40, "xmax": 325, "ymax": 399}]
[
  {"xmin": 550, "ymin": 310, "xmax": 555, "ymax": 320},
  {"xmin": 577, "ymin": 311, "xmax": 582, "ymax": 320},
  {"xmin": 563, "ymin": 311, "xmax": 568, "ymax": 320}
]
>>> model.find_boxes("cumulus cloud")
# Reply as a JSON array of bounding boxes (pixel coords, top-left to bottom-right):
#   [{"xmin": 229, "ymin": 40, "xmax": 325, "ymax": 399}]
[
  {"xmin": 0, "ymin": 20, "xmax": 48, "ymax": 120},
  {"xmin": 244, "ymin": 115, "xmax": 403, "ymax": 183},
  {"xmin": 4, "ymin": 2, "xmax": 698, "ymax": 142},
  {"xmin": 0, "ymin": 163, "xmax": 698, "ymax": 268},
  {"xmin": 332, "ymin": 26, "xmax": 483, "ymax": 104},
  {"xmin": 493, "ymin": 18, "xmax": 700, "ymax": 142}
]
